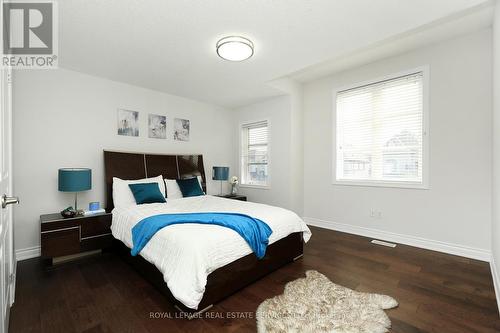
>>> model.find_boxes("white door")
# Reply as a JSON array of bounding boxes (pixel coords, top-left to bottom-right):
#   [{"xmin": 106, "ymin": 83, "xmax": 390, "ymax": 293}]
[{"xmin": 0, "ymin": 65, "xmax": 16, "ymax": 333}]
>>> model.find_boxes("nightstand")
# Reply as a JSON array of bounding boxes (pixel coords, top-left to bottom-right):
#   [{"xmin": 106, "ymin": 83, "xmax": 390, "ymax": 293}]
[
  {"xmin": 215, "ymin": 194, "xmax": 247, "ymax": 201},
  {"xmin": 40, "ymin": 212, "xmax": 113, "ymax": 264}
]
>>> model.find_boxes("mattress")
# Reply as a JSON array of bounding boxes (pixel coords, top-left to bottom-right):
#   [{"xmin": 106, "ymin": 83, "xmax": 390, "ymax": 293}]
[{"xmin": 111, "ymin": 195, "xmax": 312, "ymax": 310}]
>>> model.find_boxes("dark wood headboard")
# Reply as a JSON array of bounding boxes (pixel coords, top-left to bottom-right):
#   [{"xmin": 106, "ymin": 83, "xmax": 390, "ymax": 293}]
[{"xmin": 104, "ymin": 150, "xmax": 206, "ymax": 210}]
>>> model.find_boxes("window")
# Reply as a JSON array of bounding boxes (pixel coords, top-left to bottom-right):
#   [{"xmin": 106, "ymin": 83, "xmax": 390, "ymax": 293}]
[
  {"xmin": 335, "ymin": 70, "xmax": 428, "ymax": 188},
  {"xmin": 240, "ymin": 120, "xmax": 269, "ymax": 187}
]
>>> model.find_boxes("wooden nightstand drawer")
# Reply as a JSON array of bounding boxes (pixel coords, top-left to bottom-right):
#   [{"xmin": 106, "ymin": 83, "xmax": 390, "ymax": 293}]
[
  {"xmin": 41, "ymin": 227, "xmax": 80, "ymax": 257},
  {"xmin": 230, "ymin": 196, "xmax": 247, "ymax": 201},
  {"xmin": 41, "ymin": 219, "xmax": 79, "ymax": 232},
  {"xmin": 40, "ymin": 212, "xmax": 113, "ymax": 264},
  {"xmin": 81, "ymin": 234, "xmax": 113, "ymax": 252},
  {"xmin": 216, "ymin": 194, "xmax": 247, "ymax": 201},
  {"xmin": 80, "ymin": 214, "xmax": 112, "ymax": 238}
]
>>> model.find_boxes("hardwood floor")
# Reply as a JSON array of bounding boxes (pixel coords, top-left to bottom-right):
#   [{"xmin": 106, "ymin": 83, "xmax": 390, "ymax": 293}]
[{"xmin": 9, "ymin": 226, "xmax": 500, "ymax": 333}]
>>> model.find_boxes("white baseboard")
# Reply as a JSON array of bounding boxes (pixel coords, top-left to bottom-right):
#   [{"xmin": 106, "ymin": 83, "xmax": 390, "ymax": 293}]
[
  {"xmin": 490, "ymin": 257, "xmax": 500, "ymax": 315},
  {"xmin": 10, "ymin": 220, "xmax": 500, "ymax": 314},
  {"xmin": 304, "ymin": 217, "xmax": 491, "ymax": 262},
  {"xmin": 15, "ymin": 246, "xmax": 40, "ymax": 262}
]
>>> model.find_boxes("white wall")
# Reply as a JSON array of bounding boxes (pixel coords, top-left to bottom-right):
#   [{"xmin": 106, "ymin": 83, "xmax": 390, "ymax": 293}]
[
  {"xmin": 12, "ymin": 68, "xmax": 235, "ymax": 253},
  {"xmin": 287, "ymin": 83, "xmax": 305, "ymax": 216},
  {"xmin": 491, "ymin": 0, "xmax": 500, "ymax": 297},
  {"xmin": 11, "ymin": 21, "xmax": 495, "ymax": 263},
  {"xmin": 233, "ymin": 96, "xmax": 293, "ymax": 210},
  {"xmin": 303, "ymin": 29, "xmax": 492, "ymax": 254}
]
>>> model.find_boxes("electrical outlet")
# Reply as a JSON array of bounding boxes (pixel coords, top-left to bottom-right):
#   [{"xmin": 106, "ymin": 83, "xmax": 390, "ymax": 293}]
[{"xmin": 370, "ymin": 209, "xmax": 382, "ymax": 219}]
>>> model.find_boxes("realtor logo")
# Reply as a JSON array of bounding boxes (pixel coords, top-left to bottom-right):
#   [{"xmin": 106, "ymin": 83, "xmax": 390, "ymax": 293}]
[{"xmin": 2, "ymin": 1, "xmax": 58, "ymax": 68}]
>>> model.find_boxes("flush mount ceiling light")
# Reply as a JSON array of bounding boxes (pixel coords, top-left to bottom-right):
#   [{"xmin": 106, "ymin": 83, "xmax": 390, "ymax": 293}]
[{"xmin": 216, "ymin": 36, "xmax": 254, "ymax": 61}]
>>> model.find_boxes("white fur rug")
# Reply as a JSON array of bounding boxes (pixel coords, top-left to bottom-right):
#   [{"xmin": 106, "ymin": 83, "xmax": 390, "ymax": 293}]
[{"xmin": 256, "ymin": 270, "xmax": 398, "ymax": 333}]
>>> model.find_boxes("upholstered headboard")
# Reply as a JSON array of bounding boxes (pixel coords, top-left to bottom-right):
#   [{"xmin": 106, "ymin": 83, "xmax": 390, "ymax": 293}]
[{"xmin": 103, "ymin": 150, "xmax": 206, "ymax": 210}]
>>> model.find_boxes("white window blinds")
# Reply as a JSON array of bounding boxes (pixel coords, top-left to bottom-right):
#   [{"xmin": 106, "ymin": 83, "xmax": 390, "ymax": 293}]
[
  {"xmin": 335, "ymin": 71, "xmax": 425, "ymax": 186},
  {"xmin": 241, "ymin": 121, "xmax": 269, "ymax": 186}
]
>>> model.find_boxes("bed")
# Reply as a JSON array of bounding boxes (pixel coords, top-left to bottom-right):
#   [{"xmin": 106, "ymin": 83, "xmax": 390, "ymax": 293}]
[{"xmin": 104, "ymin": 150, "xmax": 311, "ymax": 314}]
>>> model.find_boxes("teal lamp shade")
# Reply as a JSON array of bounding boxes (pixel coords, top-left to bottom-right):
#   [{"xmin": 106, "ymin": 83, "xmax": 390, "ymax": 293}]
[
  {"xmin": 212, "ymin": 166, "xmax": 229, "ymax": 181},
  {"xmin": 58, "ymin": 168, "xmax": 92, "ymax": 192},
  {"xmin": 213, "ymin": 166, "xmax": 229, "ymax": 196}
]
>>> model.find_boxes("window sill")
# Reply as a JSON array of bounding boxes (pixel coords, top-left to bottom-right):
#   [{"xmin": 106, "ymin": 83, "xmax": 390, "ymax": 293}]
[
  {"xmin": 239, "ymin": 184, "xmax": 271, "ymax": 190},
  {"xmin": 333, "ymin": 179, "xmax": 429, "ymax": 190}
]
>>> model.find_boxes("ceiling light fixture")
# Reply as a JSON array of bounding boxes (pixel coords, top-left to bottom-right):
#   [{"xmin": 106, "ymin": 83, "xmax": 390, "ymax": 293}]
[{"xmin": 216, "ymin": 36, "xmax": 254, "ymax": 61}]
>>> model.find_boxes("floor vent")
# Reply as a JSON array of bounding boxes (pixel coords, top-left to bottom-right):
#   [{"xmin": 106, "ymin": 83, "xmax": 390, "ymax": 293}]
[{"xmin": 371, "ymin": 239, "xmax": 397, "ymax": 248}]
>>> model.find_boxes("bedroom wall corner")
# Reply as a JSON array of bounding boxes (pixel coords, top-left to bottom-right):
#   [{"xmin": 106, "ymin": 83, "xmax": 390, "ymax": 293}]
[
  {"xmin": 232, "ymin": 96, "xmax": 293, "ymax": 210},
  {"xmin": 303, "ymin": 28, "xmax": 493, "ymax": 253},
  {"xmin": 12, "ymin": 68, "xmax": 236, "ymax": 256},
  {"xmin": 232, "ymin": 78, "xmax": 305, "ymax": 216},
  {"xmin": 287, "ymin": 82, "xmax": 305, "ymax": 217},
  {"xmin": 491, "ymin": 0, "xmax": 500, "ymax": 312}
]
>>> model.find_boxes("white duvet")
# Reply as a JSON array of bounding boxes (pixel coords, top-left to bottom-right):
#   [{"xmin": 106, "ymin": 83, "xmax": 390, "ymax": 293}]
[{"xmin": 111, "ymin": 195, "xmax": 311, "ymax": 310}]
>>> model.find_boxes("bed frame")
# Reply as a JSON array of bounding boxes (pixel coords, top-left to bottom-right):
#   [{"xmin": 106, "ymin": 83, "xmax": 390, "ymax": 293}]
[{"xmin": 104, "ymin": 150, "xmax": 304, "ymax": 314}]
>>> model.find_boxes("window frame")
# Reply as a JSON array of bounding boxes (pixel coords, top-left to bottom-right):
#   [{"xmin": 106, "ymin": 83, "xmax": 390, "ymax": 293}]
[
  {"xmin": 239, "ymin": 119, "xmax": 271, "ymax": 189},
  {"xmin": 332, "ymin": 66, "xmax": 430, "ymax": 190}
]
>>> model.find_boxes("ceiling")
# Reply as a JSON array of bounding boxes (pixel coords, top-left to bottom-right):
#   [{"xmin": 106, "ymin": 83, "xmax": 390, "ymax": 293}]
[{"xmin": 59, "ymin": 0, "xmax": 490, "ymax": 108}]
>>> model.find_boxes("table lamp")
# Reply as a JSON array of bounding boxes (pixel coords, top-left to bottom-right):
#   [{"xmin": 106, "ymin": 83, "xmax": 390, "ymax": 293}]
[
  {"xmin": 212, "ymin": 166, "xmax": 229, "ymax": 195},
  {"xmin": 58, "ymin": 168, "xmax": 92, "ymax": 212}
]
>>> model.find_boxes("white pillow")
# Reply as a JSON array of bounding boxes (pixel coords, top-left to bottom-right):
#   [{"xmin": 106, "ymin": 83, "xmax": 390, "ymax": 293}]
[
  {"xmin": 164, "ymin": 179, "xmax": 183, "ymax": 200},
  {"xmin": 113, "ymin": 175, "xmax": 165, "ymax": 207},
  {"xmin": 196, "ymin": 176, "xmax": 205, "ymax": 193},
  {"xmin": 165, "ymin": 176, "xmax": 204, "ymax": 199}
]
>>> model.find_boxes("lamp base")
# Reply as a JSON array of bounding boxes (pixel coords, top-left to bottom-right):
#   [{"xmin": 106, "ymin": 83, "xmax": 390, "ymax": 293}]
[
  {"xmin": 74, "ymin": 192, "xmax": 85, "ymax": 216},
  {"xmin": 60, "ymin": 192, "xmax": 84, "ymax": 218}
]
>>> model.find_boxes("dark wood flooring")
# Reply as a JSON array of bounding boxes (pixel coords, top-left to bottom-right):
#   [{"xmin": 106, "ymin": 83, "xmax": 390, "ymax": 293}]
[{"xmin": 9, "ymin": 226, "xmax": 500, "ymax": 333}]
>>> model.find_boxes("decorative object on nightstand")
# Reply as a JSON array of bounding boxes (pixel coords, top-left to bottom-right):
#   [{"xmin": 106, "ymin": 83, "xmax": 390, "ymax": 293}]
[
  {"xmin": 40, "ymin": 211, "xmax": 112, "ymax": 265},
  {"xmin": 58, "ymin": 168, "xmax": 91, "ymax": 217},
  {"xmin": 230, "ymin": 176, "xmax": 239, "ymax": 195},
  {"xmin": 212, "ymin": 166, "xmax": 229, "ymax": 195},
  {"xmin": 89, "ymin": 201, "xmax": 100, "ymax": 211},
  {"xmin": 83, "ymin": 201, "xmax": 105, "ymax": 216},
  {"xmin": 60, "ymin": 206, "xmax": 76, "ymax": 218}
]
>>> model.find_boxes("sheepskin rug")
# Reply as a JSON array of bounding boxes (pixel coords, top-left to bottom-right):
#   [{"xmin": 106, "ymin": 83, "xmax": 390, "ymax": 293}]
[{"xmin": 256, "ymin": 270, "xmax": 398, "ymax": 333}]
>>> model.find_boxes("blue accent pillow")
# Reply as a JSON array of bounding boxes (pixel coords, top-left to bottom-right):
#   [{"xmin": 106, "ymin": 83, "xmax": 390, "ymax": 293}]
[
  {"xmin": 128, "ymin": 183, "xmax": 166, "ymax": 204},
  {"xmin": 176, "ymin": 177, "xmax": 204, "ymax": 197}
]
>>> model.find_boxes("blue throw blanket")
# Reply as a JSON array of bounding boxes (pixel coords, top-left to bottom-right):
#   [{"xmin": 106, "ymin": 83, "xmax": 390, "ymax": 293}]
[{"xmin": 131, "ymin": 212, "xmax": 273, "ymax": 259}]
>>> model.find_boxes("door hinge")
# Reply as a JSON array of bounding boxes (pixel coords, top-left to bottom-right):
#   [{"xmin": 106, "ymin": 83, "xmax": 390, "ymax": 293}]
[{"xmin": 9, "ymin": 274, "xmax": 15, "ymax": 283}]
